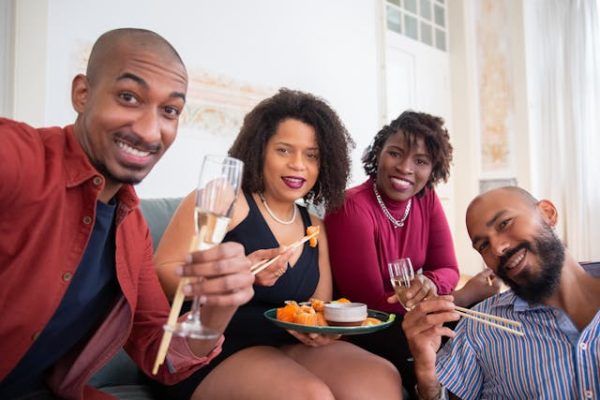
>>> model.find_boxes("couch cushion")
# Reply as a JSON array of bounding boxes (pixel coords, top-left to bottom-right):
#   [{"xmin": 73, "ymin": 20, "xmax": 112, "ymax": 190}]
[
  {"xmin": 88, "ymin": 350, "xmax": 144, "ymax": 388},
  {"xmin": 99, "ymin": 385, "xmax": 156, "ymax": 399},
  {"xmin": 89, "ymin": 351, "xmax": 157, "ymax": 400},
  {"xmin": 139, "ymin": 198, "xmax": 183, "ymax": 249}
]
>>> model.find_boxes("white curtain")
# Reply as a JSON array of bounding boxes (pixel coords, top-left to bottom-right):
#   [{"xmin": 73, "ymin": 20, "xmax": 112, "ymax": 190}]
[{"xmin": 525, "ymin": 0, "xmax": 600, "ymax": 261}]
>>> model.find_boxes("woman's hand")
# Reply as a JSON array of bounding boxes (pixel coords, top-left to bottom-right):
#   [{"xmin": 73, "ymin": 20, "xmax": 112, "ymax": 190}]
[
  {"xmin": 247, "ymin": 247, "xmax": 294, "ymax": 286},
  {"xmin": 453, "ymin": 269, "xmax": 501, "ymax": 308},
  {"xmin": 286, "ymin": 330, "xmax": 341, "ymax": 347},
  {"xmin": 404, "ymin": 273, "xmax": 438, "ymax": 309}
]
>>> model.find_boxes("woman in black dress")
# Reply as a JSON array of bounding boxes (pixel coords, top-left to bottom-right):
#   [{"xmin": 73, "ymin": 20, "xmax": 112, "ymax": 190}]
[{"xmin": 153, "ymin": 89, "xmax": 404, "ymax": 399}]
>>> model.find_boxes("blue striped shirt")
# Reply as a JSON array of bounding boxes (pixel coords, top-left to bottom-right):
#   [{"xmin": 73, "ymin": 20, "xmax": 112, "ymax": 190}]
[{"xmin": 436, "ymin": 263, "xmax": 600, "ymax": 399}]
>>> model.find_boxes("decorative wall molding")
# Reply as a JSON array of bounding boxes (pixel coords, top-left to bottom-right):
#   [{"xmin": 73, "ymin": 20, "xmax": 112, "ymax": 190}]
[
  {"xmin": 475, "ymin": 0, "xmax": 515, "ymax": 175},
  {"xmin": 183, "ymin": 71, "xmax": 274, "ymax": 135}
]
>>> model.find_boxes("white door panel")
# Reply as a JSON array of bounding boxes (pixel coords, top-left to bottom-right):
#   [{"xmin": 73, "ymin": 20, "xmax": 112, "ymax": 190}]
[
  {"xmin": 384, "ymin": 31, "xmax": 454, "ymax": 238},
  {"xmin": 385, "ymin": 46, "xmax": 416, "ymax": 117}
]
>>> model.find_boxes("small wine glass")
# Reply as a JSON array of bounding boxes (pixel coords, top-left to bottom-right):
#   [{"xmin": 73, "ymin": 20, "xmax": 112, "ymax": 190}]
[
  {"xmin": 166, "ymin": 155, "xmax": 243, "ymax": 339},
  {"xmin": 388, "ymin": 258, "xmax": 421, "ymax": 311}
]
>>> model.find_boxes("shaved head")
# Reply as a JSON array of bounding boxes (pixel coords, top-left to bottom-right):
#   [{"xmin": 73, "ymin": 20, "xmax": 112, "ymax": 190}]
[
  {"xmin": 71, "ymin": 28, "xmax": 188, "ymax": 199},
  {"xmin": 467, "ymin": 186, "xmax": 539, "ymax": 218},
  {"xmin": 86, "ymin": 28, "xmax": 185, "ymax": 84}
]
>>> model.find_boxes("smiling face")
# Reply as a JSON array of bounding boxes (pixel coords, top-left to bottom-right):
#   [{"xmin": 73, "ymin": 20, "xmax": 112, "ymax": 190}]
[
  {"xmin": 375, "ymin": 132, "xmax": 433, "ymax": 202},
  {"xmin": 262, "ymin": 118, "xmax": 320, "ymax": 203},
  {"xmin": 466, "ymin": 188, "xmax": 565, "ymax": 303},
  {"xmin": 72, "ymin": 36, "xmax": 187, "ymax": 194}
]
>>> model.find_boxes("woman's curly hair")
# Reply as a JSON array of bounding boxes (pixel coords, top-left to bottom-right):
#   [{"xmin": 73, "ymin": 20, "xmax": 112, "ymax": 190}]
[
  {"xmin": 229, "ymin": 88, "xmax": 355, "ymax": 211},
  {"xmin": 362, "ymin": 110, "xmax": 453, "ymax": 195}
]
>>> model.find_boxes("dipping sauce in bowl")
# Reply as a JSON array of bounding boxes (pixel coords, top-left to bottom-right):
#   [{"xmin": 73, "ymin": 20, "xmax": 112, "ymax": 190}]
[{"xmin": 324, "ymin": 302, "xmax": 367, "ymax": 326}]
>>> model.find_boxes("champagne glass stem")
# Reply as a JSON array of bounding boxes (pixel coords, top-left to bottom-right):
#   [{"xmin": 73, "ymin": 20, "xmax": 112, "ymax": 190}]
[{"xmin": 188, "ymin": 295, "xmax": 203, "ymax": 325}]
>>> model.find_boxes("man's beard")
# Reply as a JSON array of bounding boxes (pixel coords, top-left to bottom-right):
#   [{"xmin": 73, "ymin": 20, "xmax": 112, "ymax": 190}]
[
  {"xmin": 496, "ymin": 223, "xmax": 565, "ymax": 304},
  {"xmin": 93, "ymin": 160, "xmax": 144, "ymax": 185}
]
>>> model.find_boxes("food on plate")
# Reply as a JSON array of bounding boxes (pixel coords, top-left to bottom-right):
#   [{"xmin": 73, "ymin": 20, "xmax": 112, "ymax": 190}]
[
  {"xmin": 316, "ymin": 311, "xmax": 328, "ymax": 326},
  {"xmin": 331, "ymin": 297, "xmax": 351, "ymax": 304},
  {"xmin": 310, "ymin": 298, "xmax": 325, "ymax": 312},
  {"xmin": 275, "ymin": 298, "xmax": 381, "ymax": 327},
  {"xmin": 276, "ymin": 301, "xmax": 300, "ymax": 323},
  {"xmin": 361, "ymin": 317, "xmax": 383, "ymax": 327},
  {"xmin": 295, "ymin": 305, "xmax": 318, "ymax": 326},
  {"xmin": 306, "ymin": 225, "xmax": 320, "ymax": 247}
]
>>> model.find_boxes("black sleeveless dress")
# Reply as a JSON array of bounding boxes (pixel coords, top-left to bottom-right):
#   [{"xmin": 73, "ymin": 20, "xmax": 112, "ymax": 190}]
[{"xmin": 153, "ymin": 192, "xmax": 320, "ymax": 398}]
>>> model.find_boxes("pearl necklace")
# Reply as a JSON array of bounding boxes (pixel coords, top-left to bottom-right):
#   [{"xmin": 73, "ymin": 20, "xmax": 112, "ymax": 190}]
[
  {"xmin": 373, "ymin": 182, "xmax": 412, "ymax": 228},
  {"xmin": 259, "ymin": 193, "xmax": 297, "ymax": 225}
]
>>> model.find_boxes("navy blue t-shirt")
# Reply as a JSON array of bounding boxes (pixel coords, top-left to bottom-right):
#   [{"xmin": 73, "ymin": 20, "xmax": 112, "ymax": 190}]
[{"xmin": 0, "ymin": 201, "xmax": 120, "ymax": 396}]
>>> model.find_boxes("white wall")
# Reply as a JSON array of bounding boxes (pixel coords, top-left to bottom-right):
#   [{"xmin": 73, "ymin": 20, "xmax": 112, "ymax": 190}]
[
  {"xmin": 12, "ymin": 0, "xmax": 48, "ymax": 126},
  {"xmin": 13, "ymin": 0, "xmax": 381, "ymax": 198},
  {"xmin": 0, "ymin": 0, "xmax": 15, "ymax": 117}
]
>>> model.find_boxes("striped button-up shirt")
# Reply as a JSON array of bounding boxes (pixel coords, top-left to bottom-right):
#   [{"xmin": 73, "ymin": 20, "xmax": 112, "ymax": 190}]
[{"xmin": 436, "ymin": 263, "xmax": 600, "ymax": 399}]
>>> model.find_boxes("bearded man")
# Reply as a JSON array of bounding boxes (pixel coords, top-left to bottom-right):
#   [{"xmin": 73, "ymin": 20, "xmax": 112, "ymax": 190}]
[{"xmin": 402, "ymin": 186, "xmax": 600, "ymax": 399}]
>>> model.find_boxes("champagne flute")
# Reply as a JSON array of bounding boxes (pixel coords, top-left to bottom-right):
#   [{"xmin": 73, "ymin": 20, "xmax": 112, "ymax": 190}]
[
  {"xmin": 388, "ymin": 258, "xmax": 422, "ymax": 311},
  {"xmin": 167, "ymin": 155, "xmax": 243, "ymax": 339}
]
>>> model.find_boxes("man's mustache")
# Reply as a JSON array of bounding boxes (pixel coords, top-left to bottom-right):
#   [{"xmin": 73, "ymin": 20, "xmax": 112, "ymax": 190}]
[
  {"xmin": 497, "ymin": 242, "xmax": 531, "ymax": 276},
  {"xmin": 115, "ymin": 131, "xmax": 161, "ymax": 153}
]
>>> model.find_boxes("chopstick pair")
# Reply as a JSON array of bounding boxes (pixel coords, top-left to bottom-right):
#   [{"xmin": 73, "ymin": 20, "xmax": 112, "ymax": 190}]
[
  {"xmin": 153, "ymin": 231, "xmax": 205, "ymax": 375},
  {"xmin": 152, "ymin": 277, "xmax": 190, "ymax": 374},
  {"xmin": 249, "ymin": 229, "xmax": 320, "ymax": 276},
  {"xmin": 454, "ymin": 305, "xmax": 524, "ymax": 336}
]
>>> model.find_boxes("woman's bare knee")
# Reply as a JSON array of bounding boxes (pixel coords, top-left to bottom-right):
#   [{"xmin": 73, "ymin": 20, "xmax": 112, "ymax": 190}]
[
  {"xmin": 344, "ymin": 358, "xmax": 403, "ymax": 399},
  {"xmin": 284, "ymin": 342, "xmax": 403, "ymax": 400},
  {"xmin": 190, "ymin": 346, "xmax": 336, "ymax": 400}
]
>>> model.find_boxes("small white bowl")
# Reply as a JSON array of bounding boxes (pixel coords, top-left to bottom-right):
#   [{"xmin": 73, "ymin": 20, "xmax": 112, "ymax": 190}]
[{"xmin": 324, "ymin": 302, "xmax": 367, "ymax": 326}]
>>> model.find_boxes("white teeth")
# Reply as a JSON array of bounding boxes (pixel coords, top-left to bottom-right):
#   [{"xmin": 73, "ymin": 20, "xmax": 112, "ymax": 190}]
[
  {"xmin": 117, "ymin": 141, "xmax": 150, "ymax": 157},
  {"xmin": 507, "ymin": 250, "xmax": 526, "ymax": 269},
  {"xmin": 391, "ymin": 177, "xmax": 411, "ymax": 185}
]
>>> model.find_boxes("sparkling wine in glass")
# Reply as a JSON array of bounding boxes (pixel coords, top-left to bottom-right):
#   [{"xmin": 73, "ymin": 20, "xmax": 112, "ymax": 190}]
[
  {"xmin": 388, "ymin": 258, "xmax": 420, "ymax": 311},
  {"xmin": 167, "ymin": 155, "xmax": 243, "ymax": 339}
]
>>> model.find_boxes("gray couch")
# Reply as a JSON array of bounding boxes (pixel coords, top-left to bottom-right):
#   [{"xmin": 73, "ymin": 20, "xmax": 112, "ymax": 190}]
[{"xmin": 89, "ymin": 197, "xmax": 182, "ymax": 399}]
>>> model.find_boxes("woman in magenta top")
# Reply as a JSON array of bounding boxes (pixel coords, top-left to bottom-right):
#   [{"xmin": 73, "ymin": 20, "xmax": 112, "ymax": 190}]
[{"xmin": 324, "ymin": 110, "xmax": 458, "ymax": 395}]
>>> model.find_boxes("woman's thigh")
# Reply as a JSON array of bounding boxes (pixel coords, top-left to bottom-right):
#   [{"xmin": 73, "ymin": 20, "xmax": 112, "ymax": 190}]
[
  {"xmin": 281, "ymin": 341, "xmax": 404, "ymax": 400},
  {"xmin": 192, "ymin": 346, "xmax": 335, "ymax": 400}
]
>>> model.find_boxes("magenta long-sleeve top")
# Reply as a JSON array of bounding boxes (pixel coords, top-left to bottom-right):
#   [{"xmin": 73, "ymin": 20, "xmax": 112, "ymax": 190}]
[{"xmin": 324, "ymin": 179, "xmax": 459, "ymax": 315}]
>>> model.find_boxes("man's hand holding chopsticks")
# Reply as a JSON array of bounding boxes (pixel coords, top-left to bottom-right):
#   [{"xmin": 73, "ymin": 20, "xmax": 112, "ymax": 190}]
[{"xmin": 402, "ymin": 296, "xmax": 459, "ymax": 398}]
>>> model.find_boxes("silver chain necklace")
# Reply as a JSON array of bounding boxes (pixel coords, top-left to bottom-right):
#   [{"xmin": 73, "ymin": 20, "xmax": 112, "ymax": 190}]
[
  {"xmin": 373, "ymin": 182, "xmax": 412, "ymax": 228},
  {"xmin": 259, "ymin": 193, "xmax": 297, "ymax": 225}
]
